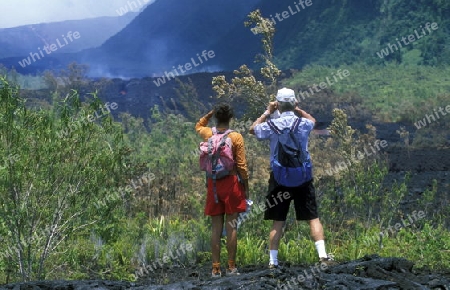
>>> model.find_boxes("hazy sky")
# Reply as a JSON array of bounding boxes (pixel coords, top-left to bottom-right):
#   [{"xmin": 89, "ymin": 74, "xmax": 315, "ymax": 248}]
[{"xmin": 0, "ymin": 0, "xmax": 155, "ymax": 28}]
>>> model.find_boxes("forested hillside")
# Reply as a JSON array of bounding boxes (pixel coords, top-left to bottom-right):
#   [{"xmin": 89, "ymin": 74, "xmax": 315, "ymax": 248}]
[{"xmin": 215, "ymin": 0, "xmax": 450, "ymax": 70}]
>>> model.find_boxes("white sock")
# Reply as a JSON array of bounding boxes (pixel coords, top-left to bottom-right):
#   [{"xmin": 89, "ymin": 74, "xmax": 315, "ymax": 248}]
[
  {"xmin": 269, "ymin": 250, "xmax": 278, "ymax": 265},
  {"xmin": 315, "ymin": 240, "xmax": 327, "ymax": 258}
]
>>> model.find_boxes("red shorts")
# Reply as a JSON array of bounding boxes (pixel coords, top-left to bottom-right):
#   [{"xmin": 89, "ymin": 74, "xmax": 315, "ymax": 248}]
[{"xmin": 204, "ymin": 175, "xmax": 247, "ymax": 216}]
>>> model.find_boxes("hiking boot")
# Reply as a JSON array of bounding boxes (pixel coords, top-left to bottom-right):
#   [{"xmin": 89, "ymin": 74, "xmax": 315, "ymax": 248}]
[
  {"xmin": 269, "ymin": 263, "xmax": 284, "ymax": 271},
  {"xmin": 211, "ymin": 268, "xmax": 222, "ymax": 278},
  {"xmin": 268, "ymin": 263, "xmax": 281, "ymax": 270},
  {"xmin": 320, "ymin": 255, "xmax": 338, "ymax": 267},
  {"xmin": 268, "ymin": 263, "xmax": 283, "ymax": 277},
  {"xmin": 211, "ymin": 263, "xmax": 222, "ymax": 278},
  {"xmin": 226, "ymin": 267, "xmax": 240, "ymax": 276}
]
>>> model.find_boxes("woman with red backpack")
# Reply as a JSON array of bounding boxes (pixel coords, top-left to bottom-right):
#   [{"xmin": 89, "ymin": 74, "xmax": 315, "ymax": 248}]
[{"xmin": 195, "ymin": 103, "xmax": 249, "ymax": 278}]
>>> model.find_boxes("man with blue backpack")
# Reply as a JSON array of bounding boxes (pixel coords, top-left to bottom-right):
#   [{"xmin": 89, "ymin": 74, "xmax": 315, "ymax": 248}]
[{"xmin": 250, "ymin": 87, "xmax": 336, "ymax": 269}]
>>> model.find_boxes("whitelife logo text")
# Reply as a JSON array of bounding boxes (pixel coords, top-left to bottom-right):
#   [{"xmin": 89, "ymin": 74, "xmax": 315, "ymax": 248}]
[
  {"xmin": 153, "ymin": 50, "xmax": 215, "ymax": 87},
  {"xmin": 377, "ymin": 22, "xmax": 438, "ymax": 59},
  {"xmin": 18, "ymin": 31, "xmax": 81, "ymax": 68}
]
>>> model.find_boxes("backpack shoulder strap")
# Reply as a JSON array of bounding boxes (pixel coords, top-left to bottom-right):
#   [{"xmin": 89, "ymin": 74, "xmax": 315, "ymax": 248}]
[
  {"xmin": 207, "ymin": 136, "xmax": 214, "ymax": 155},
  {"xmin": 208, "ymin": 127, "xmax": 217, "ymax": 155},
  {"xmin": 219, "ymin": 129, "xmax": 233, "ymax": 146},
  {"xmin": 290, "ymin": 117, "xmax": 309, "ymax": 162},
  {"xmin": 267, "ymin": 120, "xmax": 282, "ymax": 135},
  {"xmin": 222, "ymin": 129, "xmax": 233, "ymax": 136},
  {"xmin": 291, "ymin": 117, "xmax": 301, "ymax": 132}
]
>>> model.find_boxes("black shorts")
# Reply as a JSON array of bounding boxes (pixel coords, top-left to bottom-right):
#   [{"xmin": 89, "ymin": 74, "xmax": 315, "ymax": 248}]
[{"xmin": 264, "ymin": 172, "xmax": 319, "ymax": 221}]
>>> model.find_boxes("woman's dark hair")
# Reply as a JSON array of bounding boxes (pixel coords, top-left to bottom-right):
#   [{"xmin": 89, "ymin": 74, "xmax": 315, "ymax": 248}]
[{"xmin": 214, "ymin": 103, "xmax": 234, "ymax": 124}]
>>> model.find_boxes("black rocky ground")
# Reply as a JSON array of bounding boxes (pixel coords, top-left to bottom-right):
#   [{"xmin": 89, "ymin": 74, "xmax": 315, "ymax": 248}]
[{"xmin": 2, "ymin": 255, "xmax": 450, "ymax": 289}]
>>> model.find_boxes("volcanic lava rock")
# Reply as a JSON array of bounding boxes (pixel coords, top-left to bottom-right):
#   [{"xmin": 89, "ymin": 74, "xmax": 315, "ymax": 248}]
[{"xmin": 2, "ymin": 255, "xmax": 450, "ymax": 290}]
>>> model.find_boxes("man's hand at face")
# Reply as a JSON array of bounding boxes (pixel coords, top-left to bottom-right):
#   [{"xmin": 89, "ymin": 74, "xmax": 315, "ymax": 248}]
[
  {"xmin": 267, "ymin": 102, "xmax": 278, "ymax": 114},
  {"xmin": 294, "ymin": 106, "xmax": 316, "ymax": 124},
  {"xmin": 250, "ymin": 101, "xmax": 278, "ymax": 134}
]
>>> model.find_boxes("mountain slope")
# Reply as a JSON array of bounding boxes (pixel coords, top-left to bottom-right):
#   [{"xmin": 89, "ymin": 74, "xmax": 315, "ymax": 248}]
[
  {"xmin": 1, "ymin": 0, "xmax": 448, "ymax": 77},
  {"xmin": 75, "ymin": 0, "xmax": 261, "ymax": 77},
  {"xmin": 0, "ymin": 14, "xmax": 138, "ymax": 59},
  {"xmin": 80, "ymin": 0, "xmax": 450, "ymax": 76}
]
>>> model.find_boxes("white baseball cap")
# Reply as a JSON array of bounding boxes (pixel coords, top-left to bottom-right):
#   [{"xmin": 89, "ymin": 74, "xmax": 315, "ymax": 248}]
[{"xmin": 276, "ymin": 87, "xmax": 297, "ymax": 103}]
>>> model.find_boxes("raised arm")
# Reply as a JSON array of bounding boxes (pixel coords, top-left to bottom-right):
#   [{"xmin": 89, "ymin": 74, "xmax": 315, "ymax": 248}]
[
  {"xmin": 294, "ymin": 107, "xmax": 316, "ymax": 124},
  {"xmin": 249, "ymin": 102, "xmax": 278, "ymax": 135},
  {"xmin": 195, "ymin": 110, "xmax": 215, "ymax": 140}
]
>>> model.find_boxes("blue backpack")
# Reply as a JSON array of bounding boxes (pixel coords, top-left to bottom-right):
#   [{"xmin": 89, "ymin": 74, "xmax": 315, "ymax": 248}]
[{"xmin": 267, "ymin": 118, "xmax": 313, "ymax": 187}]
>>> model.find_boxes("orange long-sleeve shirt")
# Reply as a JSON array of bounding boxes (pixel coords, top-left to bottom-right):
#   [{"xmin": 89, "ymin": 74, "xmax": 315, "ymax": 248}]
[{"xmin": 195, "ymin": 115, "xmax": 249, "ymax": 180}]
